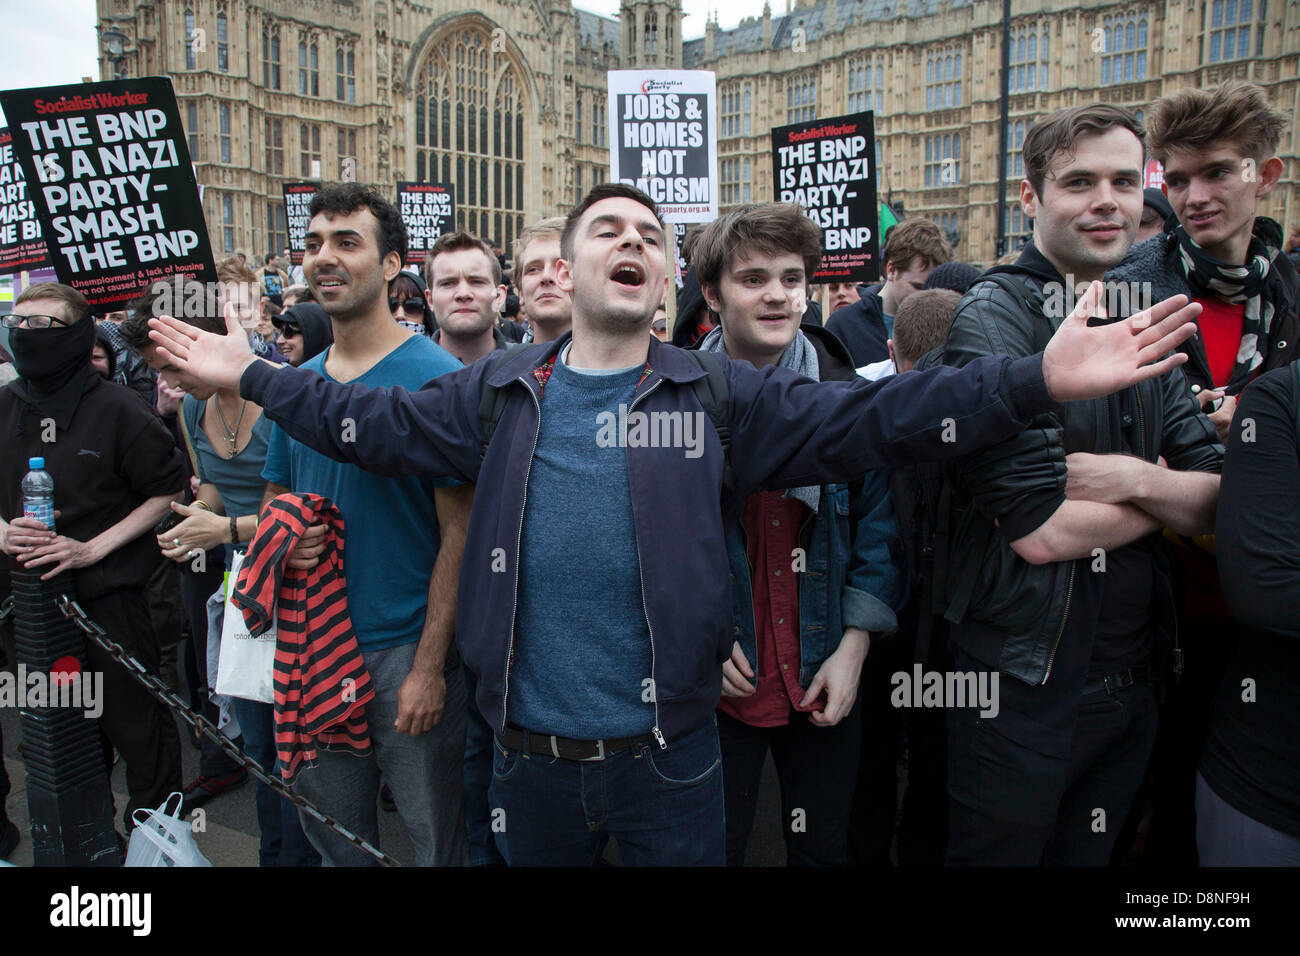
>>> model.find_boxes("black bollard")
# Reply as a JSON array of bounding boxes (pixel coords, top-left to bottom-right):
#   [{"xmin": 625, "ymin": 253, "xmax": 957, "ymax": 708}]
[{"xmin": 9, "ymin": 567, "xmax": 121, "ymax": 866}]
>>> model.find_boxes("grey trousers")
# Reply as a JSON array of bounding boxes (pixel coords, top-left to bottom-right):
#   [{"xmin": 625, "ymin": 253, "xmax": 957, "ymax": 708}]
[
  {"xmin": 1196, "ymin": 771, "xmax": 1300, "ymax": 866},
  {"xmin": 293, "ymin": 642, "xmax": 468, "ymax": 866}
]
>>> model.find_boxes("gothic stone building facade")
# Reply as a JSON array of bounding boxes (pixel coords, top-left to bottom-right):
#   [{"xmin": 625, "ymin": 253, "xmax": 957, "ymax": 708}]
[{"xmin": 96, "ymin": 0, "xmax": 1300, "ymax": 266}]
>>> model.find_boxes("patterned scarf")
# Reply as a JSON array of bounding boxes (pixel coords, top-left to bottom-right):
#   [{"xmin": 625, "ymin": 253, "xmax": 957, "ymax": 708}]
[
  {"xmin": 1174, "ymin": 216, "xmax": 1284, "ymax": 393},
  {"xmin": 700, "ymin": 326, "xmax": 821, "ymax": 513}
]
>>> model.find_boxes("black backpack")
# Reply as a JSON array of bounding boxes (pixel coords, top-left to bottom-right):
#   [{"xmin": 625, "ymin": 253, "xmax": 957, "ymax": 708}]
[
  {"xmin": 475, "ymin": 343, "xmax": 735, "ymax": 493},
  {"xmin": 891, "ymin": 270, "xmax": 1053, "ymax": 664}
]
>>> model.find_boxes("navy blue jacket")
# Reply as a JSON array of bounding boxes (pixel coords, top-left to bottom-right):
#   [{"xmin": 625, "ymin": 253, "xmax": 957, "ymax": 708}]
[
  {"xmin": 825, "ymin": 284, "xmax": 888, "ymax": 368},
  {"xmin": 239, "ymin": 333, "xmax": 1053, "ymax": 744}
]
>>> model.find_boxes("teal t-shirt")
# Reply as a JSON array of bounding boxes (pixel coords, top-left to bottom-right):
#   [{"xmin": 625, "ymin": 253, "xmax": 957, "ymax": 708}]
[{"xmin": 261, "ymin": 335, "xmax": 462, "ymax": 650}]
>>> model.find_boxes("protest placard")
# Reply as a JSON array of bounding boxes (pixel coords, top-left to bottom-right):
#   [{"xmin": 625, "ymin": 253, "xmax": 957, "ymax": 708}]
[
  {"xmin": 771, "ymin": 111, "xmax": 879, "ymax": 283},
  {"xmin": 608, "ymin": 70, "xmax": 717, "ymax": 223},
  {"xmin": 397, "ymin": 181, "xmax": 455, "ymax": 266},
  {"xmin": 282, "ymin": 182, "xmax": 319, "ymax": 266},
  {"xmin": 0, "ymin": 77, "xmax": 215, "ymax": 308},
  {"xmin": 0, "ymin": 127, "xmax": 51, "ymax": 275}
]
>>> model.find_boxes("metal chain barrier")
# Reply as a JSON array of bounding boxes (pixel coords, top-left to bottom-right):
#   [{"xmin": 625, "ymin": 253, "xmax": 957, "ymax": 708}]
[{"xmin": 53, "ymin": 594, "xmax": 400, "ymax": 867}]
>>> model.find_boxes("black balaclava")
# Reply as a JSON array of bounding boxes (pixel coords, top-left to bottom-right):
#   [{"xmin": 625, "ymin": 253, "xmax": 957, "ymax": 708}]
[
  {"xmin": 5, "ymin": 312, "xmax": 100, "ymax": 433},
  {"xmin": 93, "ymin": 324, "xmax": 119, "ymax": 380}
]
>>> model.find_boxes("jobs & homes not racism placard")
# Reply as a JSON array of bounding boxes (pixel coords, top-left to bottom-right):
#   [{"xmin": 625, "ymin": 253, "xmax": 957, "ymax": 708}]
[{"xmin": 608, "ymin": 70, "xmax": 717, "ymax": 223}]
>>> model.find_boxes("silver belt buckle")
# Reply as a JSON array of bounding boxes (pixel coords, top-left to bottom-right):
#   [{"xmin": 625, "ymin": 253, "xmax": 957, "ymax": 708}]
[{"xmin": 579, "ymin": 738, "xmax": 606, "ymax": 762}]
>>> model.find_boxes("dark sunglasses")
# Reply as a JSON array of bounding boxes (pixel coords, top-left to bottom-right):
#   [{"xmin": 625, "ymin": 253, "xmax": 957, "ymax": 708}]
[{"xmin": 389, "ymin": 296, "xmax": 426, "ymax": 315}]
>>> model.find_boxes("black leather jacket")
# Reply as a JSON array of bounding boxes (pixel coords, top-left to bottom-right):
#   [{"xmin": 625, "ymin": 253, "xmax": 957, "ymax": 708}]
[{"xmin": 940, "ymin": 246, "xmax": 1223, "ymax": 686}]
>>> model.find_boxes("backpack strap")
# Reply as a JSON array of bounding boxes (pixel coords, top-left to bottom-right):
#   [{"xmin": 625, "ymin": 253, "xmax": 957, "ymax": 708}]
[
  {"xmin": 974, "ymin": 270, "xmax": 1055, "ymax": 353},
  {"xmin": 1294, "ymin": 361, "xmax": 1300, "ymax": 448},
  {"xmin": 685, "ymin": 350, "xmax": 734, "ymax": 494},
  {"xmin": 476, "ymin": 343, "xmax": 536, "ymax": 461}
]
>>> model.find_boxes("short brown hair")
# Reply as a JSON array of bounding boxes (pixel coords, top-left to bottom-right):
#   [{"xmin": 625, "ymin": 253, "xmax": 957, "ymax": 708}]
[
  {"xmin": 561, "ymin": 182, "xmax": 663, "ymax": 262},
  {"xmin": 881, "ymin": 219, "xmax": 953, "ymax": 274},
  {"xmin": 693, "ymin": 203, "xmax": 822, "ymax": 292},
  {"xmin": 513, "ymin": 216, "xmax": 566, "ymax": 287},
  {"xmin": 216, "ymin": 255, "xmax": 258, "ymax": 286},
  {"xmin": 424, "ymin": 230, "xmax": 501, "ymax": 286},
  {"xmin": 892, "ymin": 289, "xmax": 961, "ymax": 366},
  {"xmin": 1022, "ymin": 103, "xmax": 1145, "ymax": 198},
  {"xmin": 283, "ymin": 283, "xmax": 314, "ymax": 304},
  {"xmin": 1147, "ymin": 81, "xmax": 1289, "ymax": 165},
  {"xmin": 120, "ymin": 273, "xmax": 226, "ymax": 349},
  {"xmin": 14, "ymin": 282, "xmax": 89, "ymax": 325}
]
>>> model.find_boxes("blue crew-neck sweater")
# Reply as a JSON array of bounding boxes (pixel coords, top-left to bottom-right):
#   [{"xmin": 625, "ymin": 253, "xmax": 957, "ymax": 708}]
[{"xmin": 508, "ymin": 352, "xmax": 656, "ymax": 738}]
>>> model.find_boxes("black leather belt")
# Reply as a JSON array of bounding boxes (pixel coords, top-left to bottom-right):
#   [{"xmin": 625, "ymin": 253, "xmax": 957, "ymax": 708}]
[
  {"xmin": 1082, "ymin": 662, "xmax": 1150, "ymax": 697},
  {"xmin": 498, "ymin": 725, "xmax": 656, "ymax": 762}
]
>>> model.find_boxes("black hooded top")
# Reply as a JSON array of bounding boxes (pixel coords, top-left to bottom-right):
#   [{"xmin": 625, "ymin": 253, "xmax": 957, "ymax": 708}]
[
  {"xmin": 0, "ymin": 314, "xmax": 186, "ymax": 596},
  {"xmin": 276, "ymin": 302, "xmax": 334, "ymax": 365}
]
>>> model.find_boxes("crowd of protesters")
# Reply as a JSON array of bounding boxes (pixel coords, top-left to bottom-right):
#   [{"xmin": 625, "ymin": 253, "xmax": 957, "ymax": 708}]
[{"xmin": 0, "ymin": 80, "xmax": 1297, "ymax": 868}]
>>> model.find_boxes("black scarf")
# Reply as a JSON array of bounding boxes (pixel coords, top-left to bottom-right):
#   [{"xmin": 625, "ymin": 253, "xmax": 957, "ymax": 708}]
[
  {"xmin": 4, "ymin": 316, "xmax": 101, "ymax": 434},
  {"xmin": 1173, "ymin": 216, "xmax": 1284, "ymax": 393}
]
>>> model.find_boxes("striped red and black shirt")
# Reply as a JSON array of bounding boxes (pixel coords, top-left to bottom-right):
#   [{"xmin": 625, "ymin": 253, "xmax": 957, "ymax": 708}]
[{"xmin": 232, "ymin": 493, "xmax": 375, "ymax": 783}]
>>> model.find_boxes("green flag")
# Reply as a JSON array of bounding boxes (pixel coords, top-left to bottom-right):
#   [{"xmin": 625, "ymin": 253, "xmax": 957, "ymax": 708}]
[{"xmin": 880, "ymin": 201, "xmax": 899, "ymax": 239}]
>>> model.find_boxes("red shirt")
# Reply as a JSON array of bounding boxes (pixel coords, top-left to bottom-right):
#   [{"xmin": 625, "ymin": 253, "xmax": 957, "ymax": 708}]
[
  {"xmin": 718, "ymin": 491, "xmax": 818, "ymax": 728},
  {"xmin": 1181, "ymin": 297, "xmax": 1242, "ymax": 619},
  {"xmin": 1195, "ymin": 297, "xmax": 1246, "ymax": 390}
]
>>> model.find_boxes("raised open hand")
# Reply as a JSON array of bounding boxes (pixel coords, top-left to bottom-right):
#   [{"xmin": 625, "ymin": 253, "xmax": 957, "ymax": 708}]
[
  {"xmin": 147, "ymin": 307, "xmax": 261, "ymax": 391},
  {"xmin": 1042, "ymin": 281, "xmax": 1200, "ymax": 403}
]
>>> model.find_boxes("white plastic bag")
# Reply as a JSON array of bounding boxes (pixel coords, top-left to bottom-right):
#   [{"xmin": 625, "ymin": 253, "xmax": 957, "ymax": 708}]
[
  {"xmin": 125, "ymin": 792, "xmax": 212, "ymax": 867},
  {"xmin": 215, "ymin": 549, "xmax": 276, "ymax": 703},
  {"xmin": 205, "ymin": 584, "xmax": 241, "ymax": 739}
]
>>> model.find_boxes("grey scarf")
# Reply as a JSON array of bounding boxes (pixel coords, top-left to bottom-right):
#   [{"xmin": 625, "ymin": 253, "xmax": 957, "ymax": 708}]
[{"xmin": 700, "ymin": 326, "xmax": 821, "ymax": 513}]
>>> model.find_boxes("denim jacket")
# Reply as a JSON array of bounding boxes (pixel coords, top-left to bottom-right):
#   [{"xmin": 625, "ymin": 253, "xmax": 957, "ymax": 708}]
[{"xmin": 720, "ymin": 327, "xmax": 905, "ymax": 687}]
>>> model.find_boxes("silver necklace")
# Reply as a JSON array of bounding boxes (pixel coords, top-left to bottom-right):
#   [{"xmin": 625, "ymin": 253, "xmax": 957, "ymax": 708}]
[{"xmin": 212, "ymin": 395, "xmax": 248, "ymax": 457}]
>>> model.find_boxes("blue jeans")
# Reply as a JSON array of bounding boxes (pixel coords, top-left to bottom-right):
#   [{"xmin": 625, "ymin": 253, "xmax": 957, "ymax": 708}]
[
  {"xmin": 489, "ymin": 717, "xmax": 725, "ymax": 866},
  {"xmin": 293, "ymin": 642, "xmax": 468, "ymax": 866},
  {"xmin": 462, "ymin": 667, "xmax": 505, "ymax": 865},
  {"xmin": 229, "ymin": 697, "xmax": 321, "ymax": 867}
]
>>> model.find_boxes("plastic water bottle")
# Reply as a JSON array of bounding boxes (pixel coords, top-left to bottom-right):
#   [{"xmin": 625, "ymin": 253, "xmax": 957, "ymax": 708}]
[{"xmin": 22, "ymin": 457, "xmax": 55, "ymax": 531}]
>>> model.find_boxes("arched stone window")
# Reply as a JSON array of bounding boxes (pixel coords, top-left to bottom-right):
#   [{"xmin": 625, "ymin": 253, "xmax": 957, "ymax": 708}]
[{"xmin": 415, "ymin": 26, "xmax": 526, "ymax": 248}]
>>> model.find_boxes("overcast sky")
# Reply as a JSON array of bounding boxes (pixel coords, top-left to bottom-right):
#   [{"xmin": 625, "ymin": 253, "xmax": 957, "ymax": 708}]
[{"xmin": 0, "ymin": 1, "xmax": 766, "ymax": 126}]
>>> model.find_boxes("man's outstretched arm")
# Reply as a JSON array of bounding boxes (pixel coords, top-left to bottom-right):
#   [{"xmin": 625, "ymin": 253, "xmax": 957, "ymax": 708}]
[
  {"xmin": 149, "ymin": 311, "xmax": 484, "ymax": 482},
  {"xmin": 728, "ymin": 283, "xmax": 1201, "ymax": 493}
]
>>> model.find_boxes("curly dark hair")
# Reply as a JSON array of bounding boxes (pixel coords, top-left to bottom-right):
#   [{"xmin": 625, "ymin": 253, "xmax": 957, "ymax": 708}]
[{"xmin": 308, "ymin": 182, "xmax": 408, "ymax": 264}]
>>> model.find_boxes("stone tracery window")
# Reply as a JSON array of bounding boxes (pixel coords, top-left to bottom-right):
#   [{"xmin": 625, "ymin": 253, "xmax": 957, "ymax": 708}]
[{"xmin": 415, "ymin": 26, "xmax": 526, "ymax": 249}]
